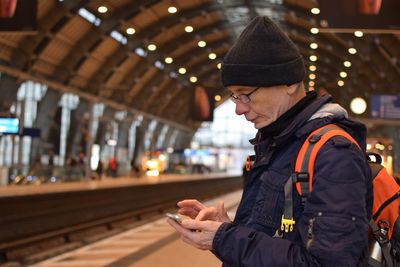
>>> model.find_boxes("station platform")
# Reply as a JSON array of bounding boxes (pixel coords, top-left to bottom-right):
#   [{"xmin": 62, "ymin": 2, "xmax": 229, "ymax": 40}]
[
  {"xmin": 27, "ymin": 190, "xmax": 242, "ymax": 267},
  {"xmin": 0, "ymin": 172, "xmax": 241, "ymax": 197}
]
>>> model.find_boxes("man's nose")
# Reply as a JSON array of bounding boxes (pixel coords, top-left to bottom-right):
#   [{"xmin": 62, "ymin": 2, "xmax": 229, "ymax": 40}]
[{"xmin": 235, "ymin": 102, "xmax": 249, "ymax": 115}]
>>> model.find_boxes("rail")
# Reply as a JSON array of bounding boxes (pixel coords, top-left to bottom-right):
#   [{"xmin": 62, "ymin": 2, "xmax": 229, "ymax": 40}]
[{"xmin": 0, "ymin": 175, "xmax": 243, "ymax": 265}]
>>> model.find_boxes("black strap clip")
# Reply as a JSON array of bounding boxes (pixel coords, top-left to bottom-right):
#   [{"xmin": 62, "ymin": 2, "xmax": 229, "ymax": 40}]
[
  {"xmin": 296, "ymin": 172, "xmax": 310, "ymax": 205},
  {"xmin": 308, "ymin": 133, "xmax": 322, "ymax": 143}
]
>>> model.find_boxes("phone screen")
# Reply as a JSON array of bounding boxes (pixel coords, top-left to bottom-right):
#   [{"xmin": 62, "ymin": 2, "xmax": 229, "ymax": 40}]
[{"xmin": 166, "ymin": 212, "xmax": 182, "ymax": 223}]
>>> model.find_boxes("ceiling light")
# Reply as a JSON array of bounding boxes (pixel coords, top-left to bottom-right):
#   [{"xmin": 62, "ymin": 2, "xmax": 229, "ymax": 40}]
[
  {"xmin": 311, "ymin": 8, "xmax": 320, "ymax": 14},
  {"xmin": 309, "ymin": 65, "xmax": 317, "ymax": 71},
  {"xmin": 350, "ymin": 97, "xmax": 367, "ymax": 114},
  {"xmin": 340, "ymin": 71, "xmax": 347, "ymax": 78},
  {"xmin": 343, "ymin": 61, "xmax": 352, "ymax": 67},
  {"xmin": 185, "ymin": 26, "xmax": 193, "ymax": 33},
  {"xmin": 354, "ymin": 31, "xmax": 364, "ymax": 37},
  {"xmin": 214, "ymin": 95, "xmax": 222, "ymax": 102},
  {"xmin": 310, "ymin": 28, "xmax": 319, "ymax": 34},
  {"xmin": 178, "ymin": 67, "xmax": 186, "ymax": 74},
  {"xmin": 309, "ymin": 73, "xmax": 316, "ymax": 80},
  {"xmin": 126, "ymin": 28, "xmax": 135, "ymax": 35},
  {"xmin": 348, "ymin": 48, "xmax": 357, "ymax": 54},
  {"xmin": 198, "ymin": 40, "xmax": 206, "ymax": 47},
  {"xmin": 208, "ymin": 53, "xmax": 217, "ymax": 60},
  {"xmin": 164, "ymin": 57, "xmax": 173, "ymax": 64},
  {"xmin": 190, "ymin": 76, "xmax": 197, "ymax": 83},
  {"xmin": 168, "ymin": 6, "xmax": 177, "ymax": 13},
  {"xmin": 309, "ymin": 55, "xmax": 318, "ymax": 61},
  {"xmin": 338, "ymin": 80, "xmax": 344, "ymax": 87},
  {"xmin": 98, "ymin": 6, "xmax": 108, "ymax": 13},
  {"xmin": 309, "ymin": 81, "xmax": 315, "ymax": 87},
  {"xmin": 217, "ymin": 63, "xmax": 221, "ymax": 69},
  {"xmin": 147, "ymin": 44, "xmax": 157, "ymax": 51},
  {"xmin": 310, "ymin": 43, "xmax": 318, "ymax": 49}
]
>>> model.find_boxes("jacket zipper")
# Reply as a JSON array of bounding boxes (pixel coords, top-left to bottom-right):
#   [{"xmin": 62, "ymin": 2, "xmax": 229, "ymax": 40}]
[{"xmin": 306, "ymin": 218, "xmax": 315, "ymax": 250}]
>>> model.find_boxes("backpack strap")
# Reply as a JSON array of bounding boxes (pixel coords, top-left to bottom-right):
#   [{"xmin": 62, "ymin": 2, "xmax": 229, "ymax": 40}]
[
  {"xmin": 295, "ymin": 124, "xmax": 360, "ymax": 199},
  {"xmin": 280, "ymin": 124, "xmax": 360, "ymax": 233},
  {"xmin": 281, "ymin": 174, "xmax": 297, "ymax": 233},
  {"xmin": 369, "ymin": 219, "xmax": 394, "ymax": 267}
]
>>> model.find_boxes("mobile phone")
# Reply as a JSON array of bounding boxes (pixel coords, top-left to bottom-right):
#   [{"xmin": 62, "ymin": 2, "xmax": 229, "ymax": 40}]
[{"xmin": 166, "ymin": 212, "xmax": 182, "ymax": 223}]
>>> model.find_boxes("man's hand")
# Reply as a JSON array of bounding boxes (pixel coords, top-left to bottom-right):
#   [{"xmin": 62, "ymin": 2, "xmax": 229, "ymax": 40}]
[
  {"xmin": 167, "ymin": 199, "xmax": 231, "ymax": 250},
  {"xmin": 176, "ymin": 199, "xmax": 206, "ymax": 219},
  {"xmin": 177, "ymin": 199, "xmax": 231, "ymax": 223},
  {"xmin": 167, "ymin": 218, "xmax": 223, "ymax": 250}
]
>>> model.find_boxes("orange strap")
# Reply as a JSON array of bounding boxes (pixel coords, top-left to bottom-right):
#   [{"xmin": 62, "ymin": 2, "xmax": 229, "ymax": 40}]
[{"xmin": 295, "ymin": 124, "xmax": 360, "ymax": 195}]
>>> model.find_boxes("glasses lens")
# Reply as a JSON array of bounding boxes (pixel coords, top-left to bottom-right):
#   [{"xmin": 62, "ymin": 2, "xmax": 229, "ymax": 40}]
[{"xmin": 239, "ymin": 95, "xmax": 250, "ymax": 104}]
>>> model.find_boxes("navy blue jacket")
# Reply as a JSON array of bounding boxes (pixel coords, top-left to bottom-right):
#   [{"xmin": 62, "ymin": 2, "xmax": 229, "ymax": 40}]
[{"xmin": 212, "ymin": 95, "xmax": 373, "ymax": 266}]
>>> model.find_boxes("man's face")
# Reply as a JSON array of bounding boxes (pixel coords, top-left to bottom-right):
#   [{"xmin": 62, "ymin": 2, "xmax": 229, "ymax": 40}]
[{"xmin": 228, "ymin": 84, "xmax": 298, "ymax": 129}]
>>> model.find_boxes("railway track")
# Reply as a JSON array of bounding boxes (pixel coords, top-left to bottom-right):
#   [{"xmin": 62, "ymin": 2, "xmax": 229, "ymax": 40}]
[{"xmin": 0, "ymin": 175, "xmax": 242, "ymax": 266}]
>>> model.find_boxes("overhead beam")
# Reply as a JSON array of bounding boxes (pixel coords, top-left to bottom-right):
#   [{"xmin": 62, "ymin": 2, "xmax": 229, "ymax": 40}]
[{"xmin": 0, "ymin": 62, "xmax": 193, "ymax": 133}]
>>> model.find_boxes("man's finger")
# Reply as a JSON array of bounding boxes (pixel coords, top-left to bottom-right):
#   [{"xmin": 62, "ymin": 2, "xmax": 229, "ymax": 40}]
[
  {"xmin": 181, "ymin": 218, "xmax": 218, "ymax": 232},
  {"xmin": 217, "ymin": 200, "xmax": 226, "ymax": 215},
  {"xmin": 177, "ymin": 199, "xmax": 206, "ymax": 211},
  {"xmin": 195, "ymin": 207, "xmax": 216, "ymax": 221},
  {"xmin": 166, "ymin": 218, "xmax": 194, "ymax": 235},
  {"xmin": 178, "ymin": 207, "xmax": 198, "ymax": 218}
]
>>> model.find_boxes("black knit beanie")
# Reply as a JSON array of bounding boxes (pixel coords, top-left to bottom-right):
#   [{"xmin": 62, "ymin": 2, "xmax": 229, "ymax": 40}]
[{"xmin": 221, "ymin": 16, "xmax": 306, "ymax": 87}]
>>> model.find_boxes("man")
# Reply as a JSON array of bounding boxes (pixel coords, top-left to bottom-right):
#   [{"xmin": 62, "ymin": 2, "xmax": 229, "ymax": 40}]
[{"xmin": 167, "ymin": 16, "xmax": 372, "ymax": 266}]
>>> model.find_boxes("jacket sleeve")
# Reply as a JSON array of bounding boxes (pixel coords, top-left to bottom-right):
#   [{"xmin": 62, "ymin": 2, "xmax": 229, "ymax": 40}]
[{"xmin": 212, "ymin": 137, "xmax": 371, "ymax": 267}]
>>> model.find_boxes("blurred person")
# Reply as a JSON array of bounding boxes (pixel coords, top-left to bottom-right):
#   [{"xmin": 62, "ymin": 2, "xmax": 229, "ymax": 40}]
[
  {"xmin": 130, "ymin": 159, "xmax": 141, "ymax": 178},
  {"xmin": 66, "ymin": 156, "xmax": 77, "ymax": 167},
  {"xmin": 48, "ymin": 150, "xmax": 54, "ymax": 166},
  {"xmin": 167, "ymin": 16, "xmax": 372, "ymax": 266},
  {"xmin": 29, "ymin": 153, "xmax": 43, "ymax": 174},
  {"xmin": 109, "ymin": 157, "xmax": 118, "ymax": 177},
  {"xmin": 78, "ymin": 152, "xmax": 85, "ymax": 166},
  {"xmin": 96, "ymin": 159, "xmax": 103, "ymax": 180}
]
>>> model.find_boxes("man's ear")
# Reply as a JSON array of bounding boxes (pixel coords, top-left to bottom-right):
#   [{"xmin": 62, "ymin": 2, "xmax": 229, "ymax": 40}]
[{"xmin": 286, "ymin": 83, "xmax": 298, "ymax": 96}]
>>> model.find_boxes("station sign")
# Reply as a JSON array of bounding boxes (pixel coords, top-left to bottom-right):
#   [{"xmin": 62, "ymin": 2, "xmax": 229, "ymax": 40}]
[{"xmin": 370, "ymin": 94, "xmax": 400, "ymax": 119}]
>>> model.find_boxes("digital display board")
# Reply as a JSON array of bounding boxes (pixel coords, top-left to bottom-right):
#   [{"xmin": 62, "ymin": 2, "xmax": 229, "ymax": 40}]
[
  {"xmin": 0, "ymin": 117, "xmax": 19, "ymax": 134},
  {"xmin": 370, "ymin": 94, "xmax": 400, "ymax": 119}
]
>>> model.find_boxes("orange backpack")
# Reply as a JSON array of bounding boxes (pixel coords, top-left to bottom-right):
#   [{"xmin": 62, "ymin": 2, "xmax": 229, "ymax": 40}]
[{"xmin": 281, "ymin": 124, "xmax": 400, "ymax": 267}]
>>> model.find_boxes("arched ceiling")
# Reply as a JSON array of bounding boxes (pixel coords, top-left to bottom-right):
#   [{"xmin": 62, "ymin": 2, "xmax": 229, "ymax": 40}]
[{"xmin": 0, "ymin": 0, "xmax": 399, "ymax": 133}]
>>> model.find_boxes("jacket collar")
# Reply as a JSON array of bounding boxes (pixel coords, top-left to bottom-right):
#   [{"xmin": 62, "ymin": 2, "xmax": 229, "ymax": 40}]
[
  {"xmin": 252, "ymin": 94, "xmax": 333, "ymax": 147},
  {"xmin": 250, "ymin": 94, "xmax": 333, "ymax": 168}
]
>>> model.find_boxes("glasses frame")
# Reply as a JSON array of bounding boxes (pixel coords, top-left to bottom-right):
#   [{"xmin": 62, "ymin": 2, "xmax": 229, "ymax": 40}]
[{"xmin": 230, "ymin": 87, "xmax": 260, "ymax": 104}]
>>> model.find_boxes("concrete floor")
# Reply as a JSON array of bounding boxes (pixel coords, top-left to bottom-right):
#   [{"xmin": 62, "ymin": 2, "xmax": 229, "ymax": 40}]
[{"xmin": 131, "ymin": 236, "xmax": 221, "ymax": 267}]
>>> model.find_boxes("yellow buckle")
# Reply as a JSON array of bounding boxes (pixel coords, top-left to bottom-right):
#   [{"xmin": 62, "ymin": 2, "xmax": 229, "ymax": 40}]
[
  {"xmin": 245, "ymin": 156, "xmax": 252, "ymax": 171},
  {"xmin": 281, "ymin": 215, "xmax": 295, "ymax": 233}
]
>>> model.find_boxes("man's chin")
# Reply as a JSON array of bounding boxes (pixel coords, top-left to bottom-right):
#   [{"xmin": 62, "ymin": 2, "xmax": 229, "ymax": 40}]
[
  {"xmin": 253, "ymin": 122, "xmax": 264, "ymax": 129},
  {"xmin": 253, "ymin": 121, "xmax": 272, "ymax": 129}
]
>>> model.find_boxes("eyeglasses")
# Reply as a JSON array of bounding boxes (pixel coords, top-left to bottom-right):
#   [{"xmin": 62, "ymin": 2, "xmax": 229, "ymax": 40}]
[{"xmin": 230, "ymin": 87, "xmax": 260, "ymax": 104}]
